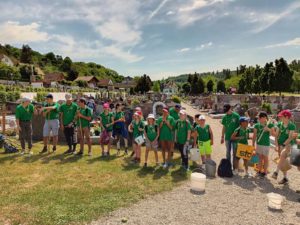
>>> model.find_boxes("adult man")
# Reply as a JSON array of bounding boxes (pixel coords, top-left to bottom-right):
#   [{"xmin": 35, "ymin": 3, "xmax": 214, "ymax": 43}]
[
  {"xmin": 15, "ymin": 98, "xmax": 36, "ymax": 154},
  {"xmin": 40, "ymin": 94, "xmax": 60, "ymax": 153},
  {"xmin": 221, "ymin": 104, "xmax": 240, "ymax": 165},
  {"xmin": 75, "ymin": 98, "xmax": 92, "ymax": 156},
  {"xmin": 60, "ymin": 94, "xmax": 78, "ymax": 154}
]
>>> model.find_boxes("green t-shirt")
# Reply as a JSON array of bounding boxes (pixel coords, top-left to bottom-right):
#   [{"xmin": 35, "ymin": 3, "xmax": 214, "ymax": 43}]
[
  {"xmin": 233, "ymin": 126, "xmax": 249, "ymax": 145},
  {"xmin": 196, "ymin": 124, "xmax": 211, "ymax": 142},
  {"xmin": 169, "ymin": 107, "xmax": 179, "ymax": 121},
  {"xmin": 254, "ymin": 122, "xmax": 274, "ymax": 146},
  {"xmin": 15, "ymin": 104, "xmax": 34, "ymax": 121},
  {"xmin": 145, "ymin": 124, "xmax": 158, "ymax": 142},
  {"xmin": 277, "ymin": 121, "xmax": 296, "ymax": 145},
  {"xmin": 43, "ymin": 103, "xmax": 60, "ymax": 120},
  {"xmin": 60, "ymin": 102, "xmax": 78, "ymax": 126},
  {"xmin": 157, "ymin": 115, "xmax": 175, "ymax": 141},
  {"xmin": 221, "ymin": 112, "xmax": 240, "ymax": 141},
  {"xmin": 114, "ymin": 111, "xmax": 125, "ymax": 128},
  {"xmin": 132, "ymin": 120, "xmax": 145, "ymax": 138},
  {"xmin": 77, "ymin": 107, "xmax": 92, "ymax": 128},
  {"xmin": 175, "ymin": 120, "xmax": 192, "ymax": 144},
  {"xmin": 100, "ymin": 112, "xmax": 114, "ymax": 131}
]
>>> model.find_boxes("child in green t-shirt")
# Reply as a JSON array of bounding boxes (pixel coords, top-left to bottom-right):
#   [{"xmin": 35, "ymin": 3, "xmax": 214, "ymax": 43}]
[
  {"xmin": 194, "ymin": 115, "xmax": 213, "ymax": 165},
  {"xmin": 144, "ymin": 114, "xmax": 160, "ymax": 167},
  {"xmin": 231, "ymin": 117, "xmax": 250, "ymax": 176}
]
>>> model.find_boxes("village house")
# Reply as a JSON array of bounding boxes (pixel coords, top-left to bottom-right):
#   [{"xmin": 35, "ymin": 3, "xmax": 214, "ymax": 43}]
[
  {"xmin": 43, "ymin": 72, "xmax": 65, "ymax": 87},
  {"xmin": 98, "ymin": 79, "xmax": 114, "ymax": 91},
  {"xmin": 75, "ymin": 76, "xmax": 99, "ymax": 88},
  {"xmin": 0, "ymin": 54, "xmax": 15, "ymax": 67},
  {"xmin": 163, "ymin": 81, "xmax": 178, "ymax": 96}
]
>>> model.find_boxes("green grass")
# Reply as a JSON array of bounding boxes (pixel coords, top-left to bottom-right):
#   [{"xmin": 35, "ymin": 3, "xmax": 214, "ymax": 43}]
[{"xmin": 0, "ymin": 142, "xmax": 188, "ymax": 225}]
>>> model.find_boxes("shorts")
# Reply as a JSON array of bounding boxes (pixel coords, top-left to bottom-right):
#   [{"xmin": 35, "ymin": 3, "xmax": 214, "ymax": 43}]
[
  {"xmin": 198, "ymin": 140, "xmax": 212, "ymax": 156},
  {"xmin": 146, "ymin": 140, "xmax": 158, "ymax": 150},
  {"xmin": 43, "ymin": 119, "xmax": 59, "ymax": 137},
  {"xmin": 256, "ymin": 145, "xmax": 270, "ymax": 156}
]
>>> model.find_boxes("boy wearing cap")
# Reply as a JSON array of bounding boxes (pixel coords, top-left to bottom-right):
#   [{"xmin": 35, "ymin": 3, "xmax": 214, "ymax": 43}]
[
  {"xmin": 15, "ymin": 98, "xmax": 36, "ymax": 154},
  {"xmin": 40, "ymin": 94, "xmax": 60, "ymax": 153},
  {"xmin": 272, "ymin": 110, "xmax": 296, "ymax": 184},
  {"xmin": 157, "ymin": 107, "xmax": 175, "ymax": 168},
  {"xmin": 60, "ymin": 94, "xmax": 79, "ymax": 154},
  {"xmin": 99, "ymin": 103, "xmax": 114, "ymax": 156},
  {"xmin": 175, "ymin": 110, "xmax": 192, "ymax": 170},
  {"xmin": 195, "ymin": 115, "xmax": 214, "ymax": 164},
  {"xmin": 252, "ymin": 111, "xmax": 275, "ymax": 178},
  {"xmin": 75, "ymin": 98, "xmax": 92, "ymax": 156},
  {"xmin": 231, "ymin": 117, "xmax": 250, "ymax": 176},
  {"xmin": 221, "ymin": 104, "xmax": 240, "ymax": 165},
  {"xmin": 144, "ymin": 114, "xmax": 160, "ymax": 167}
]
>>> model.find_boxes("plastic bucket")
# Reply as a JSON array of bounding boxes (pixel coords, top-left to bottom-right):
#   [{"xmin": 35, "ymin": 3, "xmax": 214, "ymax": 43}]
[
  {"xmin": 190, "ymin": 148, "xmax": 200, "ymax": 161},
  {"xmin": 205, "ymin": 159, "xmax": 216, "ymax": 177},
  {"xmin": 190, "ymin": 172, "xmax": 206, "ymax": 192},
  {"xmin": 267, "ymin": 193, "xmax": 284, "ymax": 210}
]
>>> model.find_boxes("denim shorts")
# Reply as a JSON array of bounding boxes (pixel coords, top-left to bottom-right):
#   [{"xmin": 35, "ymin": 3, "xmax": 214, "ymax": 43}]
[{"xmin": 43, "ymin": 119, "xmax": 60, "ymax": 137}]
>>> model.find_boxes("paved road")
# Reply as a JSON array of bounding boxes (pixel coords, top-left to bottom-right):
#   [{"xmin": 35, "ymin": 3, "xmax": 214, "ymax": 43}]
[{"xmin": 92, "ymin": 102, "xmax": 300, "ymax": 225}]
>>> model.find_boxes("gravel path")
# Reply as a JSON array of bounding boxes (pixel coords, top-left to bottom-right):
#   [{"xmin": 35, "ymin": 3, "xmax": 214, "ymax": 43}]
[{"xmin": 91, "ymin": 103, "xmax": 300, "ymax": 225}]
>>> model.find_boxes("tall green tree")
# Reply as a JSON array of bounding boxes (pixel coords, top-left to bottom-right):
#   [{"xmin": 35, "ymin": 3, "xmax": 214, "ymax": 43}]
[
  {"xmin": 182, "ymin": 82, "xmax": 191, "ymax": 94},
  {"xmin": 273, "ymin": 58, "xmax": 294, "ymax": 95},
  {"xmin": 135, "ymin": 74, "xmax": 152, "ymax": 94},
  {"xmin": 20, "ymin": 45, "xmax": 33, "ymax": 64},
  {"xmin": 217, "ymin": 80, "xmax": 226, "ymax": 93},
  {"xmin": 60, "ymin": 57, "xmax": 72, "ymax": 72},
  {"xmin": 196, "ymin": 77, "xmax": 205, "ymax": 94},
  {"xmin": 152, "ymin": 81, "xmax": 161, "ymax": 92},
  {"xmin": 207, "ymin": 79, "xmax": 214, "ymax": 92}
]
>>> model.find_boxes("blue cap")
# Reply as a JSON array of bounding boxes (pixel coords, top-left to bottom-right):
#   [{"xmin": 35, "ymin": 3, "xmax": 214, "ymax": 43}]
[
  {"xmin": 239, "ymin": 117, "xmax": 249, "ymax": 123},
  {"xmin": 175, "ymin": 104, "xmax": 181, "ymax": 109},
  {"xmin": 45, "ymin": 93, "xmax": 53, "ymax": 99}
]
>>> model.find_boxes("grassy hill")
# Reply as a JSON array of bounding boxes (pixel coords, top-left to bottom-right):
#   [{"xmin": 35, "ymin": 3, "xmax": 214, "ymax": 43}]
[{"xmin": 0, "ymin": 44, "xmax": 124, "ymax": 82}]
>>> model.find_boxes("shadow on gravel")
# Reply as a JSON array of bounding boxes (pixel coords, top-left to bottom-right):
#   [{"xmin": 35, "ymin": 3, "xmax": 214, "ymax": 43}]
[
  {"xmin": 232, "ymin": 176, "xmax": 257, "ymax": 191},
  {"xmin": 170, "ymin": 167, "xmax": 188, "ymax": 183}
]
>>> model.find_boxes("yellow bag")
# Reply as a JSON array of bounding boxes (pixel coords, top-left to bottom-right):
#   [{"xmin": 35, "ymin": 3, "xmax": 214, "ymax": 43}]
[{"xmin": 236, "ymin": 143, "xmax": 255, "ymax": 160}]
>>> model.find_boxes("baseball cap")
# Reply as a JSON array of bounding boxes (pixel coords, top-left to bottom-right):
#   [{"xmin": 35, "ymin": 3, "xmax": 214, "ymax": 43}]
[
  {"xmin": 278, "ymin": 110, "xmax": 292, "ymax": 118},
  {"xmin": 239, "ymin": 117, "xmax": 249, "ymax": 123},
  {"xmin": 163, "ymin": 107, "xmax": 169, "ymax": 113},
  {"xmin": 20, "ymin": 97, "xmax": 31, "ymax": 103},
  {"xmin": 147, "ymin": 114, "xmax": 155, "ymax": 119},
  {"xmin": 175, "ymin": 104, "xmax": 181, "ymax": 109},
  {"xmin": 65, "ymin": 93, "xmax": 72, "ymax": 100},
  {"xmin": 199, "ymin": 115, "xmax": 206, "ymax": 120},
  {"xmin": 223, "ymin": 104, "xmax": 231, "ymax": 113},
  {"xmin": 179, "ymin": 110, "xmax": 186, "ymax": 115},
  {"xmin": 46, "ymin": 93, "xmax": 53, "ymax": 99},
  {"xmin": 137, "ymin": 111, "xmax": 143, "ymax": 116},
  {"xmin": 103, "ymin": 103, "xmax": 110, "ymax": 109}
]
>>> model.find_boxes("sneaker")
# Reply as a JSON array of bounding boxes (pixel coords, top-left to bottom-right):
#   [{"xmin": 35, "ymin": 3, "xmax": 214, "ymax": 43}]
[
  {"xmin": 233, "ymin": 169, "xmax": 239, "ymax": 176},
  {"xmin": 143, "ymin": 163, "xmax": 147, "ymax": 167},
  {"xmin": 163, "ymin": 163, "xmax": 168, "ymax": 169},
  {"xmin": 20, "ymin": 150, "xmax": 25, "ymax": 155},
  {"xmin": 64, "ymin": 149, "xmax": 73, "ymax": 155},
  {"xmin": 271, "ymin": 172, "xmax": 278, "ymax": 180},
  {"xmin": 40, "ymin": 146, "xmax": 47, "ymax": 154},
  {"xmin": 278, "ymin": 177, "xmax": 289, "ymax": 185},
  {"xmin": 76, "ymin": 151, "xmax": 83, "ymax": 156},
  {"xmin": 52, "ymin": 146, "xmax": 57, "ymax": 152}
]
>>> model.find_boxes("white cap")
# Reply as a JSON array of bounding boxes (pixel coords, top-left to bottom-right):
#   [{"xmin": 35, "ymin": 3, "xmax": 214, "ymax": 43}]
[
  {"xmin": 20, "ymin": 97, "xmax": 31, "ymax": 103},
  {"xmin": 147, "ymin": 114, "xmax": 155, "ymax": 119},
  {"xmin": 65, "ymin": 93, "xmax": 72, "ymax": 100},
  {"xmin": 179, "ymin": 110, "xmax": 187, "ymax": 115},
  {"xmin": 199, "ymin": 115, "xmax": 206, "ymax": 120}
]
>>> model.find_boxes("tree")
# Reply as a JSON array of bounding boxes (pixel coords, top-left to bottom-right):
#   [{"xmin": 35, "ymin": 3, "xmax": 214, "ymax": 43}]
[
  {"xmin": 190, "ymin": 73, "xmax": 199, "ymax": 94},
  {"xmin": 182, "ymin": 82, "xmax": 191, "ymax": 94},
  {"xmin": 223, "ymin": 69, "xmax": 231, "ymax": 79},
  {"xmin": 207, "ymin": 80, "xmax": 214, "ymax": 92},
  {"xmin": 45, "ymin": 52, "xmax": 56, "ymax": 65},
  {"xmin": 19, "ymin": 65, "xmax": 32, "ymax": 80},
  {"xmin": 187, "ymin": 74, "xmax": 193, "ymax": 84},
  {"xmin": 20, "ymin": 45, "xmax": 33, "ymax": 63},
  {"xmin": 273, "ymin": 58, "xmax": 294, "ymax": 95},
  {"xmin": 196, "ymin": 77, "xmax": 205, "ymax": 94},
  {"xmin": 238, "ymin": 78, "xmax": 246, "ymax": 94},
  {"xmin": 67, "ymin": 67, "xmax": 78, "ymax": 81},
  {"xmin": 217, "ymin": 80, "xmax": 226, "ymax": 93},
  {"xmin": 135, "ymin": 74, "xmax": 152, "ymax": 94},
  {"xmin": 60, "ymin": 57, "xmax": 72, "ymax": 72},
  {"xmin": 152, "ymin": 81, "xmax": 161, "ymax": 93}
]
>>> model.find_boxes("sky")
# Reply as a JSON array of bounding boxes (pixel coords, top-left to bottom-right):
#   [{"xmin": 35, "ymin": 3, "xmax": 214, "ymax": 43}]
[{"xmin": 0, "ymin": 0, "xmax": 299, "ymax": 80}]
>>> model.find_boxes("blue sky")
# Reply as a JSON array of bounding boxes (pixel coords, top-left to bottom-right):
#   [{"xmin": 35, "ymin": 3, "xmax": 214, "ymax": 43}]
[{"xmin": 0, "ymin": 0, "xmax": 299, "ymax": 80}]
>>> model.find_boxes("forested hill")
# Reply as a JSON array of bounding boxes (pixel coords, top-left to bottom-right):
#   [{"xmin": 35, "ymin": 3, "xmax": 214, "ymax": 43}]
[{"xmin": 0, "ymin": 44, "xmax": 124, "ymax": 82}]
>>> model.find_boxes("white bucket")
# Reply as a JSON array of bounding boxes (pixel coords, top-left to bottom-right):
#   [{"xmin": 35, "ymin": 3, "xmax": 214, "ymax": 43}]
[
  {"xmin": 191, "ymin": 172, "xmax": 206, "ymax": 192},
  {"xmin": 190, "ymin": 148, "xmax": 200, "ymax": 161},
  {"xmin": 267, "ymin": 193, "xmax": 284, "ymax": 210}
]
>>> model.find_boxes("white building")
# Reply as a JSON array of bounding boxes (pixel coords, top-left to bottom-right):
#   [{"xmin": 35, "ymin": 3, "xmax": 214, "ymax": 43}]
[
  {"xmin": 0, "ymin": 54, "xmax": 14, "ymax": 66},
  {"xmin": 163, "ymin": 81, "xmax": 178, "ymax": 96}
]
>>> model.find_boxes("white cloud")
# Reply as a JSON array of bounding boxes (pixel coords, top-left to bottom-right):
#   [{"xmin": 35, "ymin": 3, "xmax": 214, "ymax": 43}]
[
  {"xmin": 196, "ymin": 41, "xmax": 213, "ymax": 50},
  {"xmin": 0, "ymin": 21, "xmax": 49, "ymax": 43},
  {"xmin": 177, "ymin": 48, "xmax": 191, "ymax": 53},
  {"xmin": 166, "ymin": 11, "xmax": 175, "ymax": 15},
  {"xmin": 149, "ymin": 0, "xmax": 169, "ymax": 21},
  {"xmin": 265, "ymin": 37, "xmax": 300, "ymax": 49},
  {"xmin": 103, "ymin": 45, "xmax": 144, "ymax": 63}
]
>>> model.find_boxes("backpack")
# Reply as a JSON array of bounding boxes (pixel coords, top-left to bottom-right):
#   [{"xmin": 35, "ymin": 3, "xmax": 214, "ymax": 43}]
[{"xmin": 217, "ymin": 159, "xmax": 233, "ymax": 177}]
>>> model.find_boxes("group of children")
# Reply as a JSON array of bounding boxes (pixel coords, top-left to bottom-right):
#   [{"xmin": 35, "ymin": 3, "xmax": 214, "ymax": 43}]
[{"xmin": 222, "ymin": 103, "xmax": 299, "ymax": 185}]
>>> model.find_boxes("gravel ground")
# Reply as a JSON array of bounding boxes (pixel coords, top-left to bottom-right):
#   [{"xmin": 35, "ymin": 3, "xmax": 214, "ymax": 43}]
[{"xmin": 91, "ymin": 103, "xmax": 300, "ymax": 225}]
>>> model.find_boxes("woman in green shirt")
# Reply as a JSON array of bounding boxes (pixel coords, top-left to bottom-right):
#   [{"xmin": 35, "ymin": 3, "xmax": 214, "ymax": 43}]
[
  {"xmin": 272, "ymin": 110, "xmax": 296, "ymax": 185},
  {"xmin": 157, "ymin": 107, "xmax": 175, "ymax": 168}
]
